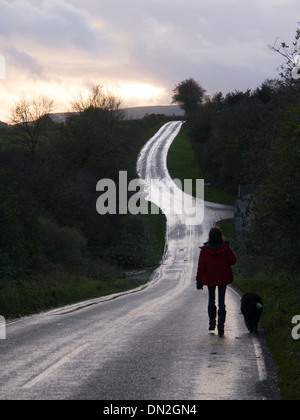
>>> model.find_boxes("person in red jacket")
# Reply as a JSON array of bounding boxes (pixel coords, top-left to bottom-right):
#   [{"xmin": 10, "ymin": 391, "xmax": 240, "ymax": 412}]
[{"xmin": 196, "ymin": 226, "xmax": 237, "ymax": 337}]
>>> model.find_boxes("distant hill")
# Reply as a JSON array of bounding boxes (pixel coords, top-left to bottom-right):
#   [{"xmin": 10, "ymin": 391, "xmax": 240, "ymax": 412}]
[
  {"xmin": 49, "ymin": 105, "xmax": 184, "ymax": 123},
  {"xmin": 124, "ymin": 105, "xmax": 184, "ymax": 119},
  {"xmin": 0, "ymin": 121, "xmax": 8, "ymax": 130},
  {"xmin": 49, "ymin": 112, "xmax": 74, "ymax": 123}
]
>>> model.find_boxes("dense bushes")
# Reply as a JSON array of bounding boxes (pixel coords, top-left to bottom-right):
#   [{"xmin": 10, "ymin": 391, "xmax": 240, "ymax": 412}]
[
  {"xmin": 0, "ymin": 168, "xmax": 27, "ymax": 278},
  {"xmin": 37, "ymin": 216, "xmax": 87, "ymax": 266},
  {"xmin": 185, "ymin": 80, "xmax": 300, "ymax": 267},
  {"xmin": 0, "ymin": 95, "xmax": 169, "ymax": 306}
]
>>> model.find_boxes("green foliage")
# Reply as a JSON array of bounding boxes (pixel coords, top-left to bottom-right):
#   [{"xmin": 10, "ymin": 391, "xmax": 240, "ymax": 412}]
[
  {"xmin": 0, "ymin": 91, "xmax": 170, "ymax": 316},
  {"xmin": 254, "ymin": 103, "xmax": 300, "ymax": 266},
  {"xmin": 0, "ymin": 273, "xmax": 146, "ymax": 318},
  {"xmin": 186, "ymin": 88, "xmax": 269, "ymax": 194},
  {"xmin": 103, "ymin": 213, "xmax": 165, "ymax": 269},
  {"xmin": 37, "ymin": 216, "xmax": 87, "ymax": 265},
  {"xmin": 167, "ymin": 125, "xmax": 235, "ymax": 205},
  {"xmin": 172, "ymin": 78, "xmax": 206, "ymax": 114},
  {"xmin": 167, "ymin": 126, "xmax": 203, "ymax": 194},
  {"xmin": 234, "ymin": 271, "xmax": 300, "ymax": 400},
  {"xmin": 184, "ymin": 77, "xmax": 300, "ymax": 256},
  {"xmin": 0, "ymin": 169, "xmax": 27, "ymax": 280}
]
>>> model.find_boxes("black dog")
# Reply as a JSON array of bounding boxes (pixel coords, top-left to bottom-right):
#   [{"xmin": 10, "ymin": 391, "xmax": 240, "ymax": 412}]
[{"xmin": 241, "ymin": 293, "xmax": 263, "ymax": 334}]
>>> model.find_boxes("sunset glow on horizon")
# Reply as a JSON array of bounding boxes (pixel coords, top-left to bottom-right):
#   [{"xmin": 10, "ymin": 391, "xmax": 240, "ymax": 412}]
[{"xmin": 0, "ymin": 0, "xmax": 298, "ymax": 122}]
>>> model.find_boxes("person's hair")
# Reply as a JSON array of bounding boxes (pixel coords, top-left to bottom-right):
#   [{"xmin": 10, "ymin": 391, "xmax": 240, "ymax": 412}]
[{"xmin": 208, "ymin": 226, "xmax": 224, "ymax": 244}]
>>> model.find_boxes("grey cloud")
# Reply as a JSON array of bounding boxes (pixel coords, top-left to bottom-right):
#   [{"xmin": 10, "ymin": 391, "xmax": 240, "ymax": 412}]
[
  {"xmin": 5, "ymin": 46, "xmax": 44, "ymax": 76},
  {"xmin": 105, "ymin": 0, "xmax": 298, "ymax": 94},
  {"xmin": 0, "ymin": 0, "xmax": 113, "ymax": 51},
  {"xmin": 1, "ymin": 0, "xmax": 299, "ymax": 105}
]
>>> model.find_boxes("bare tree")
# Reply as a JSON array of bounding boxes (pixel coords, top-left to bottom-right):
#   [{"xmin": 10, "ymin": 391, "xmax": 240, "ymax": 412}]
[
  {"xmin": 11, "ymin": 95, "xmax": 54, "ymax": 158},
  {"xmin": 269, "ymin": 23, "xmax": 300, "ymax": 81},
  {"xmin": 71, "ymin": 85, "xmax": 124, "ymax": 120}
]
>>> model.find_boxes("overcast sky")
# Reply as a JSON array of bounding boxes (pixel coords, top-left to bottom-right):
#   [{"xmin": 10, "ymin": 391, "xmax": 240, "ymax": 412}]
[{"xmin": 0, "ymin": 0, "xmax": 299, "ymax": 121}]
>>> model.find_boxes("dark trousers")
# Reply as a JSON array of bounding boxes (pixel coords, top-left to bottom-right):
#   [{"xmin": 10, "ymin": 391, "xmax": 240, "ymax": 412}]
[{"xmin": 208, "ymin": 285, "xmax": 227, "ymax": 311}]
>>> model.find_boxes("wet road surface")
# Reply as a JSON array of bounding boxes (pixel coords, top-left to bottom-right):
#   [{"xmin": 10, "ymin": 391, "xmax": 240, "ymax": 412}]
[{"xmin": 0, "ymin": 122, "xmax": 279, "ymax": 400}]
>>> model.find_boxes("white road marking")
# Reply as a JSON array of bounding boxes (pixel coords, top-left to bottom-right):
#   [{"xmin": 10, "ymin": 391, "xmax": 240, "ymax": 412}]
[
  {"xmin": 229, "ymin": 286, "xmax": 267, "ymax": 382},
  {"xmin": 252, "ymin": 335, "xmax": 267, "ymax": 381},
  {"xmin": 22, "ymin": 343, "xmax": 90, "ymax": 389}
]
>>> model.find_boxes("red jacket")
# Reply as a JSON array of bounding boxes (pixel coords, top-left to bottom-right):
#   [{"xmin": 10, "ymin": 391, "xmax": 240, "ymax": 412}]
[{"xmin": 196, "ymin": 241, "xmax": 237, "ymax": 287}]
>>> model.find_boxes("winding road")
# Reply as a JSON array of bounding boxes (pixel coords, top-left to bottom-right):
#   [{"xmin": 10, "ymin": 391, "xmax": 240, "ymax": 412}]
[{"xmin": 0, "ymin": 122, "xmax": 279, "ymax": 400}]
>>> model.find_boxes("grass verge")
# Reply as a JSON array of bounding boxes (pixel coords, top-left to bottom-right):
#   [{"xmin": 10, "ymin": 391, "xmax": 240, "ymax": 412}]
[
  {"xmin": 234, "ymin": 272, "xmax": 300, "ymax": 400},
  {"xmin": 167, "ymin": 126, "xmax": 235, "ymax": 205},
  {"xmin": 0, "ymin": 273, "xmax": 146, "ymax": 319}
]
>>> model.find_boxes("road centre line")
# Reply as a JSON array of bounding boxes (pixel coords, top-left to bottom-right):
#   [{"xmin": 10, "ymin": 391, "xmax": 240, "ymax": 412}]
[{"xmin": 22, "ymin": 343, "xmax": 90, "ymax": 389}]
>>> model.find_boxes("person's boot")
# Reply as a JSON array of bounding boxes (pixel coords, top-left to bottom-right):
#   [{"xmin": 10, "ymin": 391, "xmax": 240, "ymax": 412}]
[
  {"xmin": 208, "ymin": 305, "xmax": 217, "ymax": 331},
  {"xmin": 218, "ymin": 309, "xmax": 227, "ymax": 337}
]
